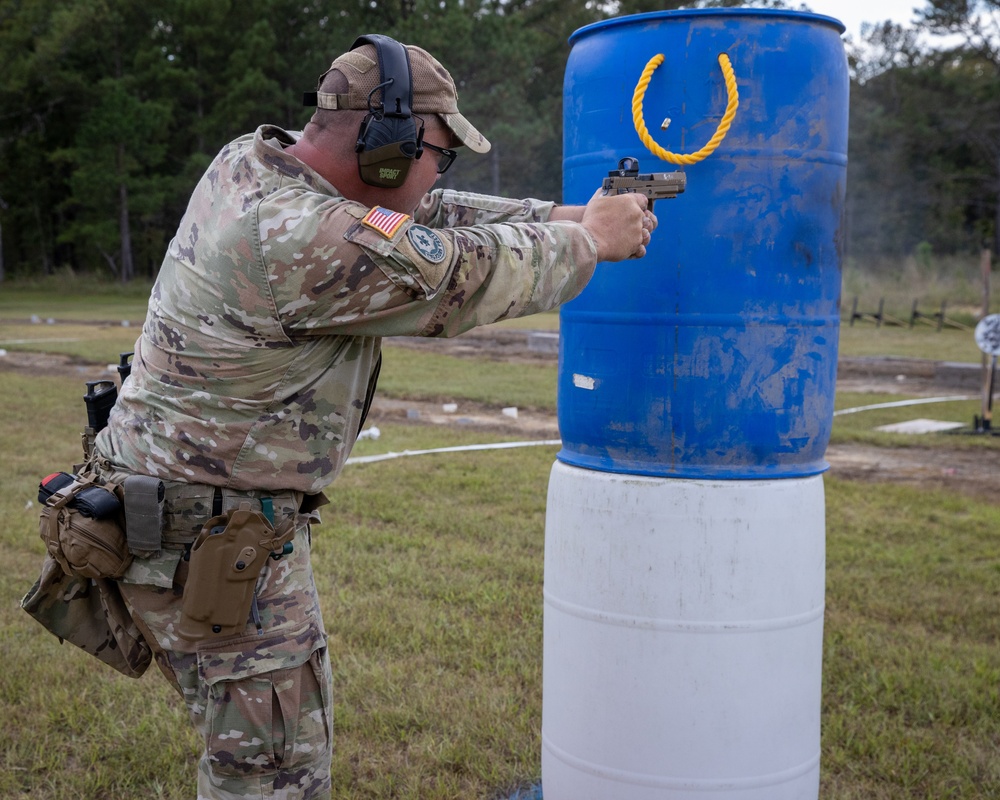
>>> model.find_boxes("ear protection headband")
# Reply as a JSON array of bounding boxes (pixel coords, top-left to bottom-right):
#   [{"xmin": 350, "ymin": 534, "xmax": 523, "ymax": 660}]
[{"xmin": 351, "ymin": 34, "xmax": 424, "ymax": 188}]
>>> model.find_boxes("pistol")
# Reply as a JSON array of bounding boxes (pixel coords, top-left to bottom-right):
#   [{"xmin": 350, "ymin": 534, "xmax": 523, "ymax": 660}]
[{"xmin": 601, "ymin": 157, "xmax": 686, "ymax": 211}]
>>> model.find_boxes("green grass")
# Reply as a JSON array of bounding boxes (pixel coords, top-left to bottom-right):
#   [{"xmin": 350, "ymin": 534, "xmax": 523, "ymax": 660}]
[
  {"xmin": 3, "ymin": 383, "xmax": 999, "ymax": 798},
  {"xmin": 0, "ymin": 323, "xmax": 984, "ymax": 407},
  {"xmin": 321, "ymin": 444, "xmax": 554, "ymax": 799},
  {"xmin": 0, "ymin": 275, "xmax": 153, "ymax": 322},
  {"xmin": 842, "ymin": 253, "xmax": 998, "ymax": 324},
  {"xmin": 0, "ymin": 270, "xmax": 992, "ymax": 369},
  {"xmin": 0, "ymin": 369, "xmax": 555, "ymax": 799},
  {"xmin": 822, "ymin": 478, "xmax": 1000, "ymax": 799},
  {"xmin": 378, "ymin": 347, "xmax": 558, "ymax": 410},
  {"xmin": 0, "ymin": 372, "xmax": 199, "ymax": 799},
  {"xmin": 1, "ymin": 281, "xmax": 999, "ymax": 798},
  {"xmin": 838, "ymin": 324, "xmax": 987, "ymax": 364},
  {"xmin": 832, "ymin": 392, "xmax": 1000, "ymax": 450},
  {"xmin": 0, "ymin": 321, "xmax": 142, "ymax": 366}
]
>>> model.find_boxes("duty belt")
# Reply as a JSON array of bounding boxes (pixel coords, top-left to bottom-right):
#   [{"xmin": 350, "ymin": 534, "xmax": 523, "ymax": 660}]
[
  {"xmin": 92, "ymin": 456, "xmax": 327, "ymax": 552},
  {"xmin": 160, "ymin": 483, "xmax": 306, "ymax": 546}
]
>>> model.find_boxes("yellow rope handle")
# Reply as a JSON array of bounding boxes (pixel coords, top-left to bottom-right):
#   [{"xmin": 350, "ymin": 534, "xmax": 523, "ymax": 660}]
[{"xmin": 631, "ymin": 53, "xmax": 739, "ymax": 165}]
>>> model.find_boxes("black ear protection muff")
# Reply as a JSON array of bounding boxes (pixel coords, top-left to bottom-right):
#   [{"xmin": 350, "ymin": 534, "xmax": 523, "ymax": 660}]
[{"xmin": 351, "ymin": 34, "xmax": 424, "ymax": 189}]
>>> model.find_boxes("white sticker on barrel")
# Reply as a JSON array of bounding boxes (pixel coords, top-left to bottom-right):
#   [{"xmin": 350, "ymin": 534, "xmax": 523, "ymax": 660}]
[{"xmin": 572, "ymin": 374, "xmax": 597, "ymax": 390}]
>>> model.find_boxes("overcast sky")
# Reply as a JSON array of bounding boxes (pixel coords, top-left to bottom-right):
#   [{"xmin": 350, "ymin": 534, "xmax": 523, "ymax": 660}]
[{"xmin": 801, "ymin": 0, "xmax": 926, "ymax": 40}]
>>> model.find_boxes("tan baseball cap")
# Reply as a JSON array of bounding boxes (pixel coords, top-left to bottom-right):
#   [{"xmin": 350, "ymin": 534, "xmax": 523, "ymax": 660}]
[{"xmin": 309, "ymin": 42, "xmax": 490, "ymax": 154}]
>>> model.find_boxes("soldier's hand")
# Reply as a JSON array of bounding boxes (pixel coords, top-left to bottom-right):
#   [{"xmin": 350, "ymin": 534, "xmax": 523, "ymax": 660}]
[{"xmin": 581, "ymin": 190, "xmax": 653, "ymax": 262}]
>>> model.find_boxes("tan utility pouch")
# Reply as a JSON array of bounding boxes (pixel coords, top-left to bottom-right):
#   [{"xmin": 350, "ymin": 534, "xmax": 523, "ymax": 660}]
[
  {"xmin": 38, "ymin": 474, "xmax": 132, "ymax": 580},
  {"xmin": 178, "ymin": 507, "xmax": 294, "ymax": 640}
]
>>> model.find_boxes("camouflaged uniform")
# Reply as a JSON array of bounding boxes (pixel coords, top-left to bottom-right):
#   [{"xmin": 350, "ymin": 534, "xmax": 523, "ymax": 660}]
[{"xmin": 93, "ymin": 124, "xmax": 598, "ymax": 799}]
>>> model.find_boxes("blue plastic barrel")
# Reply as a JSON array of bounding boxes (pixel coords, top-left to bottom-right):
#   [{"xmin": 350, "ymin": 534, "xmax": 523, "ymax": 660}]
[{"xmin": 558, "ymin": 9, "xmax": 848, "ymax": 479}]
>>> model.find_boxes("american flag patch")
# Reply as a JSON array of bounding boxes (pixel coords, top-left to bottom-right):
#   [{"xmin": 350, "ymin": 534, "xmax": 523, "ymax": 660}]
[{"xmin": 361, "ymin": 206, "xmax": 409, "ymax": 239}]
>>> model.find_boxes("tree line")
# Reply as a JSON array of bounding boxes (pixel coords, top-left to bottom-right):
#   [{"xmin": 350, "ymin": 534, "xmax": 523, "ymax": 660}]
[{"xmin": 0, "ymin": 0, "xmax": 997, "ymax": 283}]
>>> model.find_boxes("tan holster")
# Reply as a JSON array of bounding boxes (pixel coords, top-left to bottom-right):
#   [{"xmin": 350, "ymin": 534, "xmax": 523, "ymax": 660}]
[{"xmin": 178, "ymin": 505, "xmax": 296, "ymax": 640}]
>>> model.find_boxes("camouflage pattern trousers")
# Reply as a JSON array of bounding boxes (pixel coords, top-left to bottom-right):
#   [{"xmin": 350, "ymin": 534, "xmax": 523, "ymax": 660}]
[{"xmin": 120, "ymin": 523, "xmax": 333, "ymax": 800}]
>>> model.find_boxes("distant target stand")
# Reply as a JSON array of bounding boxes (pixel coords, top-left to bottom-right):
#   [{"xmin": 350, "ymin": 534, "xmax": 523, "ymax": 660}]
[{"xmin": 974, "ymin": 314, "xmax": 1000, "ymax": 433}]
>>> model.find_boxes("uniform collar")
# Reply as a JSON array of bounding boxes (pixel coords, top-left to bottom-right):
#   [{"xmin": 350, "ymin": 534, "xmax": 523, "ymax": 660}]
[{"xmin": 253, "ymin": 125, "xmax": 342, "ymax": 197}]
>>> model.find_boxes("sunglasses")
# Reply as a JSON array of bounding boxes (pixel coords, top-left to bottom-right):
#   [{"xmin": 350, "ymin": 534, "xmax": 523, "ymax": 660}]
[{"xmin": 421, "ymin": 141, "xmax": 458, "ymax": 174}]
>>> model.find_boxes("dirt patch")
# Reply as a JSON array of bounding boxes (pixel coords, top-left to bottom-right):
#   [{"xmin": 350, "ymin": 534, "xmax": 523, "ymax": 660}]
[
  {"xmin": 385, "ymin": 327, "xmax": 559, "ymax": 364},
  {"xmin": 3, "ymin": 333, "xmax": 997, "ymax": 504},
  {"xmin": 825, "ymin": 442, "xmax": 999, "ymax": 502},
  {"xmin": 0, "ymin": 349, "xmax": 103, "ymax": 378},
  {"xmin": 367, "ymin": 396, "xmax": 561, "ymax": 439},
  {"xmin": 367, "ymin": 399, "xmax": 999, "ymax": 503}
]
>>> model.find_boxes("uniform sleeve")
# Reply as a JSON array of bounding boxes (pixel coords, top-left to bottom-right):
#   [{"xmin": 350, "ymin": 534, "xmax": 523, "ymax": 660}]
[
  {"xmin": 261, "ymin": 190, "xmax": 597, "ymax": 339},
  {"xmin": 414, "ymin": 189, "xmax": 558, "ymax": 227}
]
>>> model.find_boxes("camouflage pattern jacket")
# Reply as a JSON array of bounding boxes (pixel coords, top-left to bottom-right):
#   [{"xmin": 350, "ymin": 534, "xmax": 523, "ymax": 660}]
[{"xmin": 96, "ymin": 125, "xmax": 597, "ymax": 494}]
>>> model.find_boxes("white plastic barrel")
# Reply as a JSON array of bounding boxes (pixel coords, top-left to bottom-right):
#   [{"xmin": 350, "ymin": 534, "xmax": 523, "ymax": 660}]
[{"xmin": 542, "ymin": 462, "xmax": 826, "ymax": 800}]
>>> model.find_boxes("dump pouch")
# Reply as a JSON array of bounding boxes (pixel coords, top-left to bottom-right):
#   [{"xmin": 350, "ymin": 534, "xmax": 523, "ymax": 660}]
[
  {"xmin": 178, "ymin": 507, "xmax": 293, "ymax": 640},
  {"xmin": 20, "ymin": 556, "xmax": 152, "ymax": 678}
]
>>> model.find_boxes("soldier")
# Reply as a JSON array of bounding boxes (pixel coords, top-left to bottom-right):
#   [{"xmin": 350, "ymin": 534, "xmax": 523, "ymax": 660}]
[{"xmin": 92, "ymin": 35, "xmax": 655, "ymax": 799}]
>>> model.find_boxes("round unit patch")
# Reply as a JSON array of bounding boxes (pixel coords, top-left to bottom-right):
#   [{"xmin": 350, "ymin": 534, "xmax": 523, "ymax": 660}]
[{"xmin": 407, "ymin": 225, "xmax": 446, "ymax": 264}]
